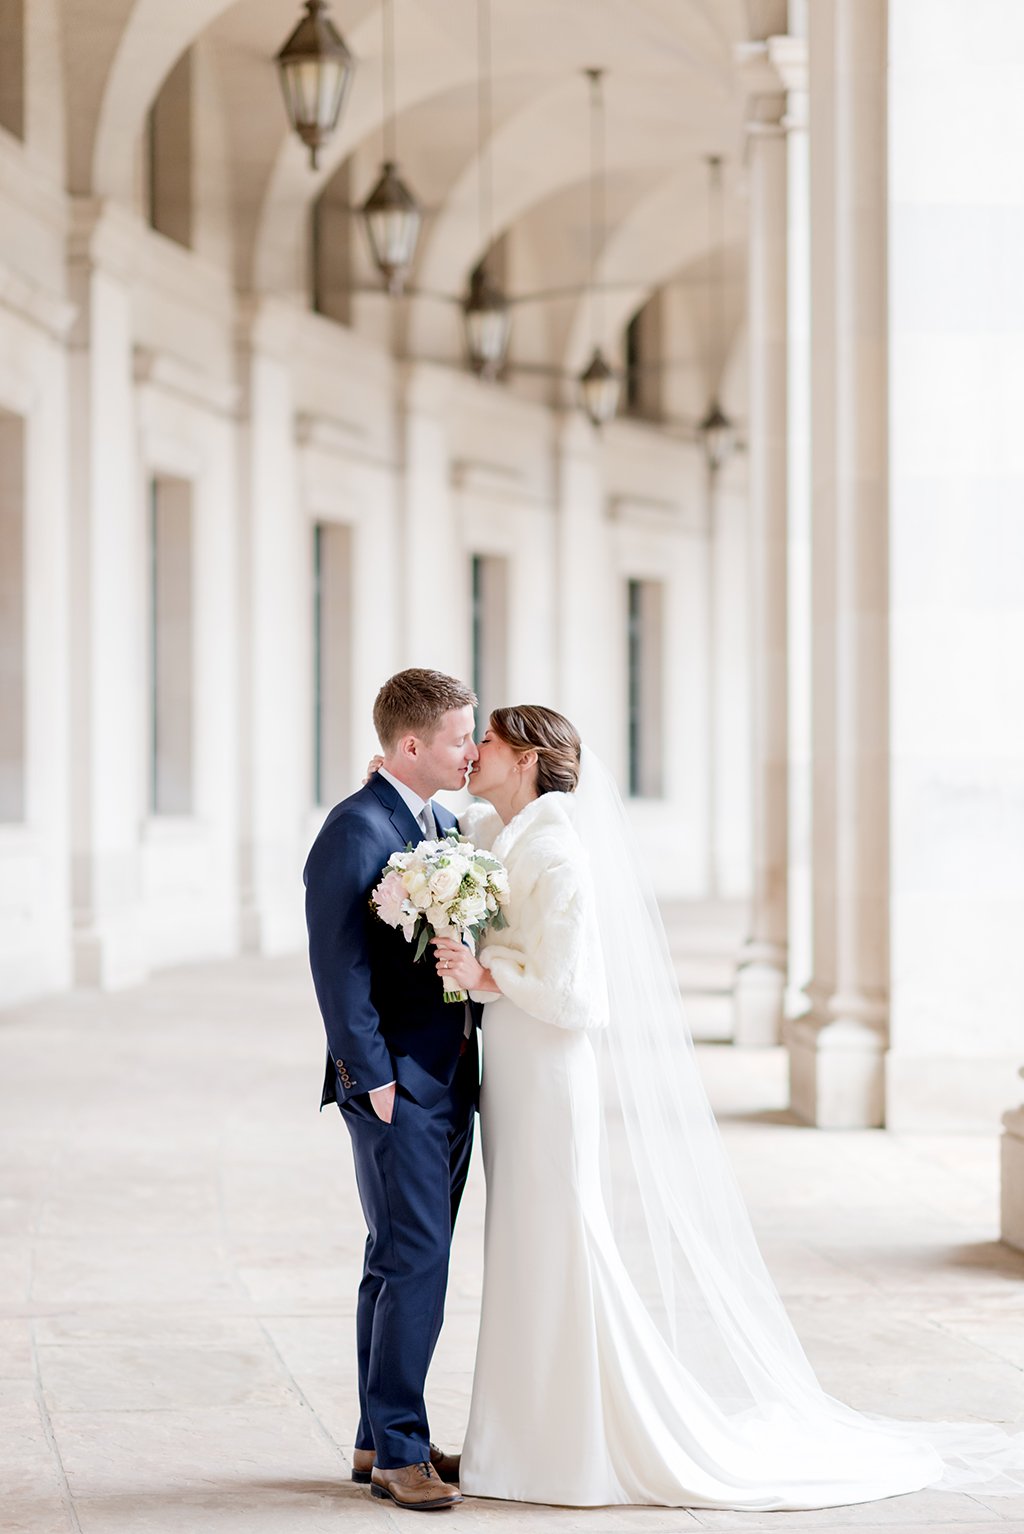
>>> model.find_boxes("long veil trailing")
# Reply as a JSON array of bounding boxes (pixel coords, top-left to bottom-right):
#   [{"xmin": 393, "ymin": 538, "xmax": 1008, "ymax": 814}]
[{"xmin": 573, "ymin": 745, "xmax": 1024, "ymax": 1498}]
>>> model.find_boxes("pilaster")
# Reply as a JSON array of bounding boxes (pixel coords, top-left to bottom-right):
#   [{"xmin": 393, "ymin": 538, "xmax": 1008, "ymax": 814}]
[
  {"xmin": 67, "ymin": 200, "xmax": 148, "ymax": 987},
  {"xmin": 789, "ymin": 0, "xmax": 890, "ymax": 1125},
  {"xmin": 732, "ymin": 39, "xmax": 803, "ymax": 1045}
]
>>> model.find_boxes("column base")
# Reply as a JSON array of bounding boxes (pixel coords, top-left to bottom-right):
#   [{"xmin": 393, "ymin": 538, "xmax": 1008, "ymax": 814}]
[
  {"xmin": 787, "ymin": 1013, "xmax": 887, "ymax": 1128},
  {"xmin": 73, "ymin": 921, "xmax": 148, "ymax": 990},
  {"xmin": 733, "ymin": 944, "xmax": 786, "ymax": 1046},
  {"xmin": 1001, "ymin": 1100, "xmax": 1024, "ymax": 1253}
]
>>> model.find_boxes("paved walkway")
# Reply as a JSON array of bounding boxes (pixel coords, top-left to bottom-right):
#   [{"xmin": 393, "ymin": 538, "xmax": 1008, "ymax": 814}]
[{"xmin": 2, "ymin": 956, "xmax": 1023, "ymax": 1534}]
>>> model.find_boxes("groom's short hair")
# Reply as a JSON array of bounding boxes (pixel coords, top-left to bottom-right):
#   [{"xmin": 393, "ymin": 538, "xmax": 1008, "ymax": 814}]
[{"xmin": 374, "ymin": 669, "xmax": 477, "ymax": 750}]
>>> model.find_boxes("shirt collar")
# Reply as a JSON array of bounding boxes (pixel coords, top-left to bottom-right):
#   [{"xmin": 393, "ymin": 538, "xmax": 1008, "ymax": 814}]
[{"xmin": 377, "ymin": 766, "xmax": 428, "ymax": 822}]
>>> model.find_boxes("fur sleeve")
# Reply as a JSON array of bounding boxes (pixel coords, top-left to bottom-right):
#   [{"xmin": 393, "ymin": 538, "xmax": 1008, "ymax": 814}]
[{"xmin": 478, "ymin": 851, "xmax": 608, "ymax": 1031}]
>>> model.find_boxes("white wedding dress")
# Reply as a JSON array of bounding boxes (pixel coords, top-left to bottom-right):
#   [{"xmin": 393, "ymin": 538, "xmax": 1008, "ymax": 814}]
[{"xmin": 455, "ymin": 778, "xmax": 1024, "ymax": 1510}]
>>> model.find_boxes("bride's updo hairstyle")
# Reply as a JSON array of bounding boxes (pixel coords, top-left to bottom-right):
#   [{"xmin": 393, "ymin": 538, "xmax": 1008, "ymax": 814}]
[{"xmin": 489, "ymin": 706, "xmax": 582, "ymax": 795}]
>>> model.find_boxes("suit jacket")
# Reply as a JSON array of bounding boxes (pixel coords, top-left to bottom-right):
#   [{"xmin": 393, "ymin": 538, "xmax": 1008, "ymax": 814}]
[{"xmin": 304, "ymin": 772, "xmax": 478, "ymax": 1110}]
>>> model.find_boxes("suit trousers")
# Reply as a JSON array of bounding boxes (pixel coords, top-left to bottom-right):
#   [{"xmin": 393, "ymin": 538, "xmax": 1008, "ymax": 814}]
[{"xmin": 340, "ymin": 1052, "xmax": 476, "ymax": 1469}]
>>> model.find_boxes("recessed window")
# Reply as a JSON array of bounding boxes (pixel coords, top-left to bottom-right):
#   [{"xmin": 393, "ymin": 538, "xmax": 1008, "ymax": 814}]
[
  {"xmin": 313, "ymin": 522, "xmax": 352, "ymax": 807},
  {"xmin": 0, "ymin": 409, "xmax": 25, "ymax": 821},
  {"xmin": 311, "ymin": 164, "xmax": 353, "ymax": 326},
  {"xmin": 471, "ymin": 554, "xmax": 509, "ymax": 729},
  {"xmin": 627, "ymin": 578, "xmax": 664, "ymax": 799},
  {"xmin": 0, "ymin": 0, "xmax": 25, "ymax": 141},
  {"xmin": 149, "ymin": 477, "xmax": 193, "ymax": 815},
  {"xmin": 624, "ymin": 296, "xmax": 663, "ymax": 422},
  {"xmin": 145, "ymin": 51, "xmax": 194, "ymax": 249}
]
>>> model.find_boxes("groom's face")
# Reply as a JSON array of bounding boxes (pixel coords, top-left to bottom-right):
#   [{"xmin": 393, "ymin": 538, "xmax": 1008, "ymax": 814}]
[{"xmin": 414, "ymin": 704, "xmax": 478, "ymax": 794}]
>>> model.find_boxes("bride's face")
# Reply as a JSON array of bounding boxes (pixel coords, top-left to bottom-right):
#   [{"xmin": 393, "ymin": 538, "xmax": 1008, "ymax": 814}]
[{"xmin": 469, "ymin": 724, "xmax": 519, "ymax": 799}]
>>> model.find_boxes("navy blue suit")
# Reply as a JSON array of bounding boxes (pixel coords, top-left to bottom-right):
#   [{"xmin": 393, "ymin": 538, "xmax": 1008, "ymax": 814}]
[{"xmin": 304, "ymin": 772, "xmax": 478, "ymax": 1469}]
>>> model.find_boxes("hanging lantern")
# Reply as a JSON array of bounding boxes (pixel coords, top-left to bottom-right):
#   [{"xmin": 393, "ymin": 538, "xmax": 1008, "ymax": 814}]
[
  {"xmin": 360, "ymin": 161, "xmax": 422, "ymax": 295},
  {"xmin": 700, "ymin": 157, "xmax": 736, "ymax": 472},
  {"xmin": 463, "ymin": 0, "xmax": 512, "ymax": 376},
  {"xmin": 275, "ymin": 0, "xmax": 355, "ymax": 171},
  {"xmin": 700, "ymin": 399, "xmax": 735, "ymax": 472},
  {"xmin": 577, "ymin": 71, "xmax": 618, "ymax": 427},
  {"xmin": 579, "ymin": 347, "xmax": 620, "ymax": 428},
  {"xmin": 359, "ymin": 0, "xmax": 422, "ymax": 294},
  {"xmin": 463, "ymin": 262, "xmax": 511, "ymax": 377}
]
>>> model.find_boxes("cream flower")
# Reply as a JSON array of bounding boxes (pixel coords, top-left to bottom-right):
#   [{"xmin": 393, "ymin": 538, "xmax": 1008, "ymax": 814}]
[{"xmin": 429, "ymin": 865, "xmax": 462, "ymax": 902}]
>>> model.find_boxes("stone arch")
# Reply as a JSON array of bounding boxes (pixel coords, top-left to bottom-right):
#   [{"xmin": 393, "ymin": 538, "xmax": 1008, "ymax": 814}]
[{"xmin": 403, "ymin": 62, "xmax": 740, "ymax": 358}]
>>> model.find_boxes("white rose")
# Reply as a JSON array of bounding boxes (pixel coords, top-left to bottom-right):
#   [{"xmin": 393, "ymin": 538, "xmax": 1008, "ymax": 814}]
[
  {"xmin": 405, "ymin": 871, "xmax": 432, "ymax": 910},
  {"xmin": 460, "ymin": 891, "xmax": 487, "ymax": 924},
  {"xmin": 489, "ymin": 868, "xmax": 510, "ymax": 898},
  {"xmin": 429, "ymin": 866, "xmax": 461, "ymax": 902}
]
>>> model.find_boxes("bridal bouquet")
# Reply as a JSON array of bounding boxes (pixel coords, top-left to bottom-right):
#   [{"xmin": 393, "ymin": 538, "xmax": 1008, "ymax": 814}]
[{"xmin": 371, "ymin": 831, "xmax": 510, "ymax": 1002}]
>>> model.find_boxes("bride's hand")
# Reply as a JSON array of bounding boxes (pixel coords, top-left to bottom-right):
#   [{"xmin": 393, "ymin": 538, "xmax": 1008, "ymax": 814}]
[
  {"xmin": 431, "ymin": 936, "xmax": 498, "ymax": 992},
  {"xmin": 364, "ymin": 754, "xmax": 385, "ymax": 784}
]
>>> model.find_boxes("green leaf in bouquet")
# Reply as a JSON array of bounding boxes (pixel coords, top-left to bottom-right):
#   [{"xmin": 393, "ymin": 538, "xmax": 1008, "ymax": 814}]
[
  {"xmin": 491, "ymin": 908, "xmax": 509, "ymax": 932},
  {"xmin": 413, "ymin": 923, "xmax": 431, "ymax": 963}
]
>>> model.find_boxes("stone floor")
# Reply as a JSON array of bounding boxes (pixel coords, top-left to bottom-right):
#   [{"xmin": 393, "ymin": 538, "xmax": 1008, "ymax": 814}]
[{"xmin": 2, "ymin": 955, "xmax": 1024, "ymax": 1534}]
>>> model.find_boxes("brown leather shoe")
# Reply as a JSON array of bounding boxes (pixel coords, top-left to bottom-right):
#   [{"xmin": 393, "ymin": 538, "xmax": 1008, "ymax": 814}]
[
  {"xmin": 371, "ymin": 1460, "xmax": 462, "ymax": 1510},
  {"xmin": 351, "ymin": 1447, "xmax": 375, "ymax": 1484},
  {"xmin": 352, "ymin": 1443, "xmax": 460, "ymax": 1485},
  {"xmin": 427, "ymin": 1445, "xmax": 461, "ymax": 1484}
]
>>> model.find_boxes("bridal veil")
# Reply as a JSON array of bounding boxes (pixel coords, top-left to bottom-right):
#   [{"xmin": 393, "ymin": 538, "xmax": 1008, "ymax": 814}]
[{"xmin": 573, "ymin": 745, "xmax": 1024, "ymax": 1496}]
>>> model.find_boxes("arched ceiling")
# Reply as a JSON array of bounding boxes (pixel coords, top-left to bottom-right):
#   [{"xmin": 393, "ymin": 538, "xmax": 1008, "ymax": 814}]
[{"xmin": 68, "ymin": 0, "xmax": 762, "ymax": 387}]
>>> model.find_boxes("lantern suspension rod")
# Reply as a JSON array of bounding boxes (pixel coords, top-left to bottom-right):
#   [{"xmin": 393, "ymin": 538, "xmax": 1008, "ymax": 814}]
[
  {"xmin": 586, "ymin": 68, "xmax": 606, "ymax": 349},
  {"xmin": 382, "ymin": 0, "xmax": 397, "ymax": 163},
  {"xmin": 477, "ymin": 0, "xmax": 494, "ymax": 251},
  {"xmin": 708, "ymin": 154, "xmax": 724, "ymax": 385}
]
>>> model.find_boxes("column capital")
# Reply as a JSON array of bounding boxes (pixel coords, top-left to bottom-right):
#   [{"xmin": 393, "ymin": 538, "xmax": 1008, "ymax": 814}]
[
  {"xmin": 67, "ymin": 197, "xmax": 141, "ymax": 284},
  {"xmin": 736, "ymin": 36, "xmax": 809, "ymax": 135}
]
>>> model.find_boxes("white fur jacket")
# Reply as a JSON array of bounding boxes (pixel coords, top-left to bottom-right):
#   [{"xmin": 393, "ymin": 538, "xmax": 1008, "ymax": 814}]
[{"xmin": 460, "ymin": 792, "xmax": 609, "ymax": 1032}]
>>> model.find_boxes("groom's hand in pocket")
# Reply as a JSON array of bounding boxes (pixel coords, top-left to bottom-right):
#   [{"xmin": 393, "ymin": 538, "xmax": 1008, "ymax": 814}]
[{"xmin": 369, "ymin": 1082, "xmax": 396, "ymax": 1123}]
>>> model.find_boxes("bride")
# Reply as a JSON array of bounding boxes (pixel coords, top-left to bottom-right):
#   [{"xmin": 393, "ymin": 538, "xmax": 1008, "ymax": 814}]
[{"xmin": 428, "ymin": 703, "xmax": 1024, "ymax": 1510}]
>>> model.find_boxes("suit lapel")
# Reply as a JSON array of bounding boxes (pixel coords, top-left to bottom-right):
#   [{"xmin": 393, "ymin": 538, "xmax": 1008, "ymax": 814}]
[
  {"xmin": 367, "ymin": 772, "xmax": 423, "ymax": 848},
  {"xmin": 433, "ymin": 803, "xmax": 457, "ymax": 838}
]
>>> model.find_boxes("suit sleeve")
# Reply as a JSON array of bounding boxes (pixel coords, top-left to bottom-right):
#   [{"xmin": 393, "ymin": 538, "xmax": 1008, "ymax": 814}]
[{"xmin": 304, "ymin": 812, "xmax": 394, "ymax": 1099}]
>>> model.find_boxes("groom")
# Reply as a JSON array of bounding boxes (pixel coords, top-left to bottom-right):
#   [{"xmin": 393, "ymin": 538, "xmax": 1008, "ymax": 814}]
[{"xmin": 304, "ymin": 668, "xmax": 479, "ymax": 1513}]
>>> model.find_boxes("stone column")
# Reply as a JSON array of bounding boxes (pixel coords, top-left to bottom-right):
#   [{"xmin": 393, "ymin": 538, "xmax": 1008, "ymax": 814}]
[
  {"xmin": 553, "ymin": 413, "xmax": 617, "ymax": 767},
  {"xmin": 67, "ymin": 201, "xmax": 148, "ymax": 988},
  {"xmin": 396, "ymin": 363, "xmax": 465, "ymax": 676},
  {"xmin": 236, "ymin": 297, "xmax": 309, "ymax": 954},
  {"xmin": 789, "ymin": 0, "xmax": 889, "ymax": 1126},
  {"xmin": 732, "ymin": 44, "xmax": 793, "ymax": 1046}
]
